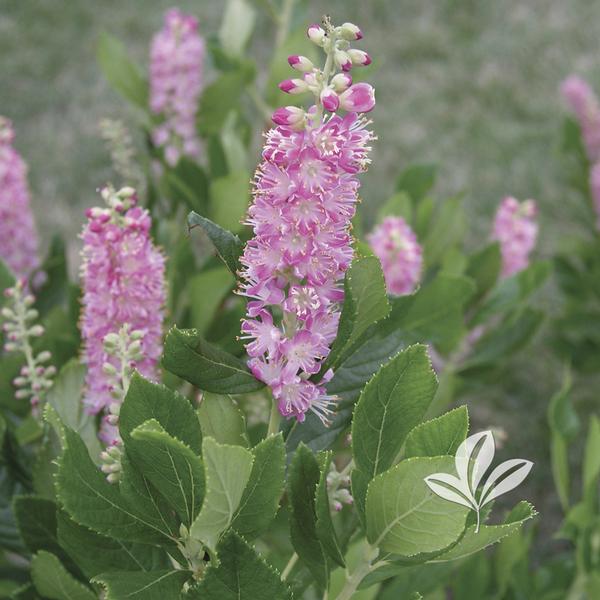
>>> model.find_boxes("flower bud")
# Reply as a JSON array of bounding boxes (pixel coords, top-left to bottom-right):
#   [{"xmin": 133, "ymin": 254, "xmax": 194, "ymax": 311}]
[
  {"xmin": 320, "ymin": 88, "xmax": 340, "ymax": 112},
  {"xmin": 272, "ymin": 106, "xmax": 306, "ymax": 128},
  {"xmin": 12, "ymin": 377, "xmax": 27, "ymax": 387},
  {"xmin": 339, "ymin": 22, "xmax": 363, "ymax": 41},
  {"xmin": 44, "ymin": 365, "xmax": 57, "ymax": 377},
  {"xmin": 334, "ymin": 50, "xmax": 352, "ymax": 72},
  {"xmin": 1, "ymin": 307, "xmax": 14, "ymax": 319},
  {"xmin": 347, "ymin": 49, "xmax": 371, "ymax": 67},
  {"xmin": 288, "ymin": 55, "xmax": 314, "ymax": 72},
  {"xmin": 331, "ymin": 73, "xmax": 352, "ymax": 93},
  {"xmin": 28, "ymin": 324, "xmax": 44, "ymax": 337},
  {"xmin": 37, "ymin": 351, "xmax": 52, "ymax": 363},
  {"xmin": 278, "ymin": 78, "xmax": 309, "ymax": 95},
  {"xmin": 15, "ymin": 389, "xmax": 31, "ymax": 399},
  {"xmin": 307, "ymin": 23, "xmax": 326, "ymax": 46},
  {"xmin": 339, "ymin": 83, "xmax": 376, "ymax": 113},
  {"xmin": 102, "ymin": 362, "xmax": 118, "ymax": 376}
]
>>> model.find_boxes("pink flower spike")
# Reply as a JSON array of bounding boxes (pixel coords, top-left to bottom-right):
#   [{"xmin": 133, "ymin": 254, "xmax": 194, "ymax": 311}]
[
  {"xmin": 320, "ymin": 88, "xmax": 340, "ymax": 112},
  {"xmin": 288, "ymin": 55, "xmax": 314, "ymax": 72},
  {"xmin": 272, "ymin": 106, "xmax": 306, "ymax": 128},
  {"xmin": 339, "ymin": 83, "xmax": 376, "ymax": 113},
  {"xmin": 307, "ymin": 23, "xmax": 326, "ymax": 46},
  {"xmin": 279, "ymin": 78, "xmax": 308, "ymax": 95},
  {"xmin": 331, "ymin": 73, "xmax": 352, "ymax": 93},
  {"xmin": 491, "ymin": 196, "xmax": 538, "ymax": 277},
  {"xmin": 348, "ymin": 49, "xmax": 371, "ymax": 67}
]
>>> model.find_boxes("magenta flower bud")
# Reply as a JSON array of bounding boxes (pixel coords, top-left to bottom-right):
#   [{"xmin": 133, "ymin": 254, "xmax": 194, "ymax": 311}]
[
  {"xmin": 278, "ymin": 78, "xmax": 309, "ymax": 95},
  {"xmin": 307, "ymin": 23, "xmax": 326, "ymax": 46},
  {"xmin": 334, "ymin": 50, "xmax": 353, "ymax": 72},
  {"xmin": 288, "ymin": 55, "xmax": 314, "ymax": 73},
  {"xmin": 320, "ymin": 88, "xmax": 340, "ymax": 112},
  {"xmin": 331, "ymin": 73, "xmax": 352, "ymax": 93},
  {"xmin": 339, "ymin": 22, "xmax": 363, "ymax": 40},
  {"xmin": 347, "ymin": 49, "xmax": 371, "ymax": 67},
  {"xmin": 339, "ymin": 83, "xmax": 376, "ymax": 113},
  {"xmin": 271, "ymin": 106, "xmax": 306, "ymax": 128}
]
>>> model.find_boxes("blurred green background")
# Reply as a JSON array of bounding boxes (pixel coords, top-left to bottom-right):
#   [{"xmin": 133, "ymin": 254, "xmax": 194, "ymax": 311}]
[{"xmin": 1, "ymin": 0, "xmax": 599, "ymax": 554}]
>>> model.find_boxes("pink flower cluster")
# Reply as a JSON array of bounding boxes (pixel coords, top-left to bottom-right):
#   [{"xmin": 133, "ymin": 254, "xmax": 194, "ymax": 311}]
[
  {"xmin": 368, "ymin": 217, "xmax": 422, "ymax": 296},
  {"xmin": 0, "ymin": 117, "xmax": 40, "ymax": 280},
  {"xmin": 561, "ymin": 76, "xmax": 600, "ymax": 228},
  {"xmin": 492, "ymin": 197, "xmax": 538, "ymax": 278},
  {"xmin": 80, "ymin": 187, "xmax": 166, "ymax": 414},
  {"xmin": 150, "ymin": 9, "xmax": 204, "ymax": 166},
  {"xmin": 239, "ymin": 19, "xmax": 375, "ymax": 425}
]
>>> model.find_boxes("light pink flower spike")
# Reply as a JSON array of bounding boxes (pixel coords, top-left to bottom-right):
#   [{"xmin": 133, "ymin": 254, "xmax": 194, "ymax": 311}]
[
  {"xmin": 150, "ymin": 9, "xmax": 205, "ymax": 166},
  {"xmin": 0, "ymin": 117, "xmax": 40, "ymax": 280},
  {"xmin": 492, "ymin": 196, "xmax": 538, "ymax": 278}
]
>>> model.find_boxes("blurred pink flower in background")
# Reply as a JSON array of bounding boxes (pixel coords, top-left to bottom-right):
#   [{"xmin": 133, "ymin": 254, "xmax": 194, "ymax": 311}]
[
  {"xmin": 368, "ymin": 216, "xmax": 422, "ymax": 296},
  {"xmin": 492, "ymin": 196, "xmax": 538, "ymax": 277},
  {"xmin": 150, "ymin": 8, "xmax": 204, "ymax": 166},
  {"xmin": 0, "ymin": 117, "xmax": 40, "ymax": 280}
]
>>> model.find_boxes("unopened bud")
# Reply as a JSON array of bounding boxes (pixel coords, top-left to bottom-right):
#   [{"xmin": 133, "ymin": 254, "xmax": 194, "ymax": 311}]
[
  {"xmin": 102, "ymin": 362, "xmax": 118, "ymax": 376},
  {"xmin": 339, "ymin": 22, "xmax": 363, "ymax": 41},
  {"xmin": 331, "ymin": 73, "xmax": 352, "ymax": 93},
  {"xmin": 272, "ymin": 106, "xmax": 306, "ymax": 129},
  {"xmin": 279, "ymin": 78, "xmax": 309, "ymax": 95},
  {"xmin": 307, "ymin": 23, "xmax": 326, "ymax": 46},
  {"xmin": 320, "ymin": 88, "xmax": 340, "ymax": 112},
  {"xmin": 29, "ymin": 325, "xmax": 44, "ymax": 337},
  {"xmin": 37, "ymin": 351, "xmax": 52, "ymax": 363},
  {"xmin": 347, "ymin": 49, "xmax": 371, "ymax": 67},
  {"xmin": 334, "ymin": 50, "xmax": 352, "ymax": 72},
  {"xmin": 288, "ymin": 55, "xmax": 314, "ymax": 73}
]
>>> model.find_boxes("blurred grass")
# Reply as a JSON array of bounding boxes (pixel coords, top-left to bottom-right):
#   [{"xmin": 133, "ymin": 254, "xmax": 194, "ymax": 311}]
[{"xmin": 2, "ymin": 0, "xmax": 600, "ymax": 559}]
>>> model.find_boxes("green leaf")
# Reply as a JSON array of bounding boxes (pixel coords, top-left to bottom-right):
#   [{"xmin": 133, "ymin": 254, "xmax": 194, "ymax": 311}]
[
  {"xmin": 31, "ymin": 551, "xmax": 95, "ymax": 600},
  {"xmin": 326, "ymin": 257, "xmax": 390, "ymax": 371},
  {"xmin": 198, "ymin": 66, "xmax": 255, "ymax": 136},
  {"xmin": 472, "ymin": 261, "xmax": 551, "ymax": 325},
  {"xmin": 396, "ymin": 164, "xmax": 437, "ymax": 202},
  {"xmin": 197, "ymin": 393, "xmax": 248, "ymax": 447},
  {"xmin": 431, "ymin": 501, "xmax": 536, "ymax": 562},
  {"xmin": 230, "ymin": 433, "xmax": 285, "ymax": 539},
  {"xmin": 13, "ymin": 497, "xmax": 68, "ymax": 564},
  {"xmin": 376, "ymin": 192, "xmax": 413, "ymax": 224},
  {"xmin": 219, "ymin": 0, "xmax": 256, "ymax": 57},
  {"xmin": 352, "ymin": 345, "xmax": 437, "ymax": 480},
  {"xmin": 423, "ymin": 196, "xmax": 466, "ymax": 267},
  {"xmin": 130, "ymin": 419, "xmax": 205, "ymax": 527},
  {"xmin": 46, "ymin": 360, "xmax": 101, "ymax": 461},
  {"xmin": 119, "ymin": 373, "xmax": 201, "ymax": 453},
  {"xmin": 163, "ymin": 327, "xmax": 263, "ymax": 394},
  {"xmin": 188, "ymin": 211, "xmax": 244, "ymax": 275},
  {"xmin": 547, "ymin": 371, "xmax": 577, "ymax": 512},
  {"xmin": 93, "ymin": 570, "xmax": 191, "ymax": 599},
  {"xmin": 383, "ymin": 275, "xmax": 475, "ymax": 354},
  {"xmin": 97, "ymin": 32, "xmax": 148, "ymax": 110},
  {"xmin": 583, "ymin": 416, "xmax": 600, "ymax": 506},
  {"xmin": 33, "ymin": 236, "xmax": 70, "ymax": 317},
  {"xmin": 315, "ymin": 452, "xmax": 345, "ymax": 567},
  {"xmin": 189, "ymin": 268, "xmax": 235, "ymax": 335},
  {"xmin": 365, "ymin": 456, "xmax": 469, "ymax": 556},
  {"xmin": 465, "ymin": 243, "xmax": 502, "ymax": 304},
  {"xmin": 210, "ymin": 170, "xmax": 251, "ymax": 233},
  {"xmin": 404, "ymin": 406, "xmax": 469, "ymax": 459},
  {"xmin": 57, "ymin": 428, "xmax": 175, "ymax": 544},
  {"xmin": 0, "ymin": 260, "xmax": 15, "ymax": 300},
  {"xmin": 186, "ymin": 530, "xmax": 291, "ymax": 599},
  {"xmin": 189, "ymin": 437, "xmax": 253, "ymax": 551},
  {"xmin": 287, "ymin": 444, "xmax": 328, "ymax": 590},
  {"xmin": 57, "ymin": 510, "xmax": 168, "ymax": 579}
]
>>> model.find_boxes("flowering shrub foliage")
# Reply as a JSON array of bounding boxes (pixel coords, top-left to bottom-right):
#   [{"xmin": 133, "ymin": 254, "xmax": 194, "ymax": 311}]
[{"xmin": 0, "ymin": 5, "xmax": 571, "ymax": 600}]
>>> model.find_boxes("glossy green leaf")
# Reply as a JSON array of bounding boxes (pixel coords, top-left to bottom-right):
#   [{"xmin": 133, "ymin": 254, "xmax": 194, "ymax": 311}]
[
  {"xmin": 186, "ymin": 530, "xmax": 291, "ymax": 599},
  {"xmin": 288, "ymin": 444, "xmax": 329, "ymax": 590},
  {"xmin": 404, "ymin": 406, "xmax": 469, "ymax": 459},
  {"xmin": 197, "ymin": 393, "xmax": 248, "ymax": 447},
  {"xmin": 230, "ymin": 433, "xmax": 285, "ymax": 539},
  {"xmin": 465, "ymin": 243, "xmax": 502, "ymax": 303},
  {"xmin": 189, "ymin": 437, "xmax": 253, "ymax": 551},
  {"xmin": 93, "ymin": 570, "xmax": 191, "ymax": 599},
  {"xmin": 163, "ymin": 327, "xmax": 263, "ymax": 394},
  {"xmin": 31, "ymin": 551, "xmax": 95, "ymax": 600},
  {"xmin": 366, "ymin": 456, "xmax": 469, "ymax": 556},
  {"xmin": 327, "ymin": 257, "xmax": 390, "ymax": 371},
  {"xmin": 119, "ymin": 373, "xmax": 201, "ymax": 453},
  {"xmin": 130, "ymin": 420, "xmax": 205, "ymax": 527},
  {"xmin": 188, "ymin": 211, "xmax": 244, "ymax": 275},
  {"xmin": 352, "ymin": 345, "xmax": 437, "ymax": 480}
]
